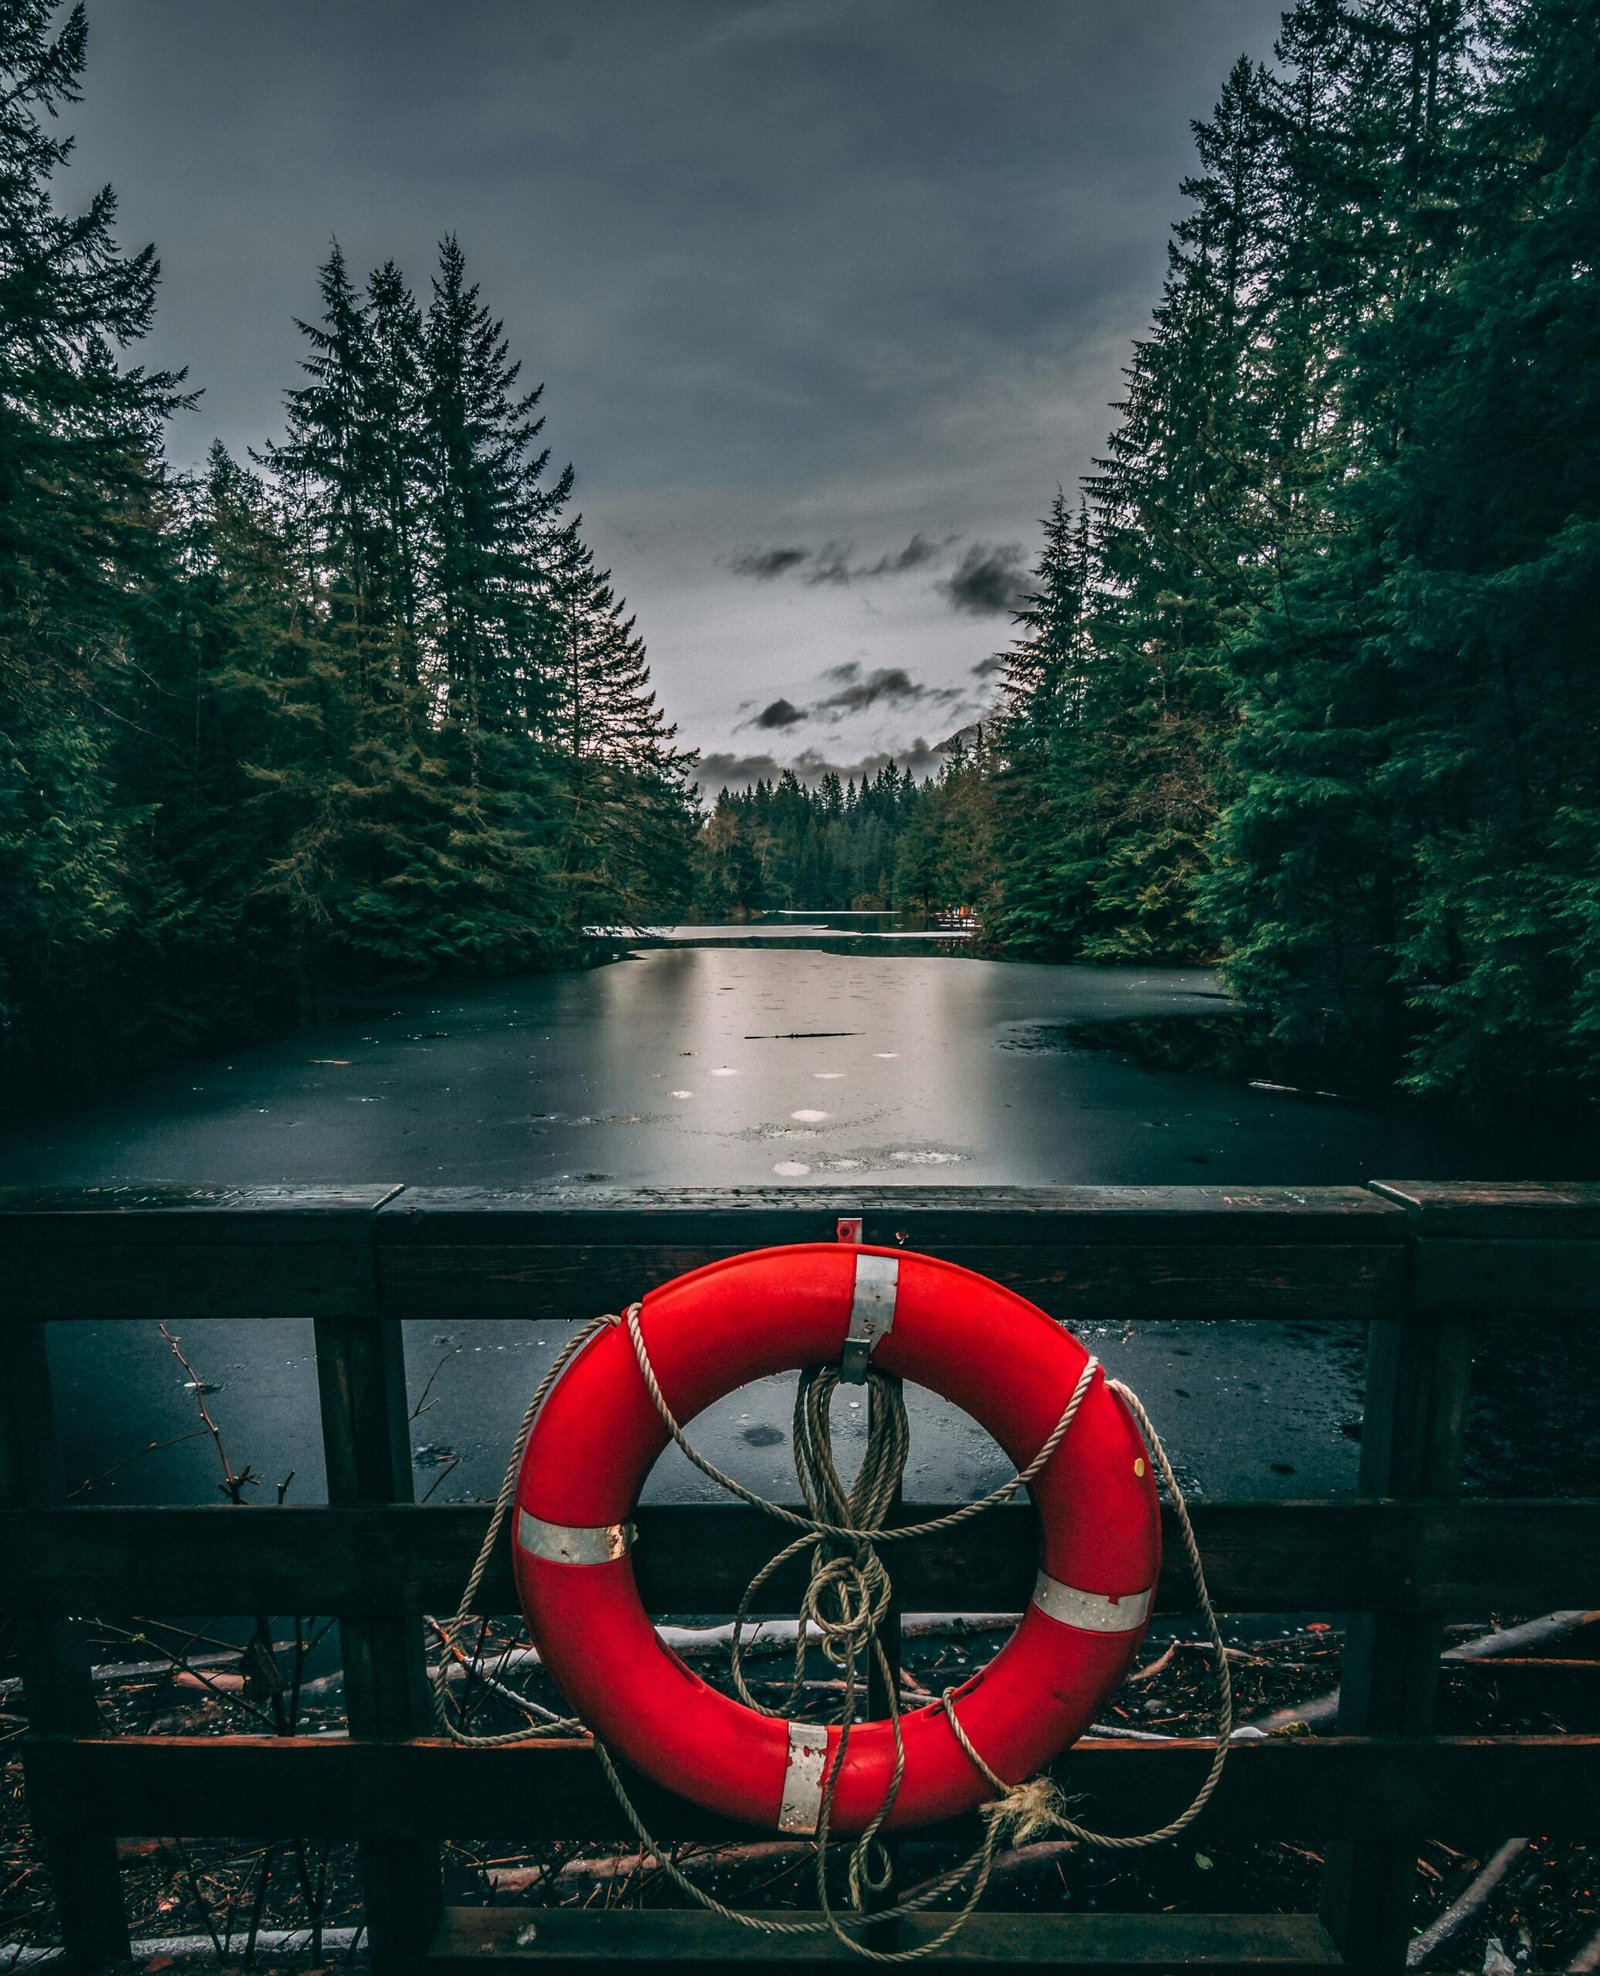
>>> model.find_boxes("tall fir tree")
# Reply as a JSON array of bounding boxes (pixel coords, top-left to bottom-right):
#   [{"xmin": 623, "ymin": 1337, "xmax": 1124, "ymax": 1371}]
[{"xmin": 0, "ymin": 0, "xmax": 186, "ymax": 1073}]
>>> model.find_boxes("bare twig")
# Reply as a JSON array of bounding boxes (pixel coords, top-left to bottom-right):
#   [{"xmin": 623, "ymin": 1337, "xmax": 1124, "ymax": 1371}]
[
  {"xmin": 159, "ymin": 1324, "xmax": 258, "ymax": 1502},
  {"xmin": 409, "ymin": 1344, "xmax": 462, "ymax": 1421},
  {"xmin": 67, "ymin": 1427, "xmax": 210, "ymax": 1500}
]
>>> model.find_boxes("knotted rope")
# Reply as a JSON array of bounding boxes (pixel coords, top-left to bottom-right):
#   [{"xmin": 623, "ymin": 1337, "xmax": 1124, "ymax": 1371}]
[{"xmin": 429, "ymin": 1302, "xmax": 1230, "ymax": 1961}]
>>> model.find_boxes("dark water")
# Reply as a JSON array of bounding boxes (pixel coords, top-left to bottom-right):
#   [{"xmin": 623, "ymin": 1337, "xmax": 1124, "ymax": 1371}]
[{"xmin": 0, "ymin": 945, "xmax": 1567, "ymax": 1516}]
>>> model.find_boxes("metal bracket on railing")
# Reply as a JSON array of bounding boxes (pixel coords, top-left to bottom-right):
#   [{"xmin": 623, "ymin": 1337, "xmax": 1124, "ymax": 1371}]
[
  {"xmin": 836, "ymin": 1215, "xmax": 863, "ymax": 1244},
  {"xmin": 841, "ymin": 1250, "xmax": 898, "ymax": 1383}
]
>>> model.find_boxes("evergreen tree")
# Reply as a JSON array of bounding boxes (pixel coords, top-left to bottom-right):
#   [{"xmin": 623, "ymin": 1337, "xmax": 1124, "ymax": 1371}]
[
  {"xmin": 544, "ymin": 518, "xmax": 697, "ymax": 931},
  {"xmin": 0, "ymin": 0, "xmax": 186, "ymax": 1073}
]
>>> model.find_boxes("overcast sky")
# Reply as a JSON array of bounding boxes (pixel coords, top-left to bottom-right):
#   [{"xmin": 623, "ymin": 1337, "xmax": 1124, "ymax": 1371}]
[{"xmin": 71, "ymin": 0, "xmax": 1289, "ymax": 785}]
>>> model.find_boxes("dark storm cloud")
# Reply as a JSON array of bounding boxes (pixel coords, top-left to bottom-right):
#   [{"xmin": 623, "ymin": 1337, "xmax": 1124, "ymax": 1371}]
[
  {"xmin": 693, "ymin": 750, "xmax": 786, "ymax": 790},
  {"xmin": 971, "ymin": 653, "xmax": 1008, "ymax": 678},
  {"xmin": 749, "ymin": 697, "xmax": 806, "ymax": 729},
  {"xmin": 804, "ymin": 541, "xmax": 854, "ymax": 586},
  {"xmin": 859, "ymin": 533, "xmax": 945, "ymax": 578},
  {"xmin": 941, "ymin": 543, "xmax": 1029, "ymax": 617},
  {"xmin": 729, "ymin": 535, "xmax": 953, "ymax": 589},
  {"xmin": 729, "ymin": 546, "xmax": 810, "ymax": 580},
  {"xmin": 737, "ymin": 664, "xmax": 967, "ymax": 731},
  {"xmin": 818, "ymin": 667, "xmax": 962, "ymax": 716}
]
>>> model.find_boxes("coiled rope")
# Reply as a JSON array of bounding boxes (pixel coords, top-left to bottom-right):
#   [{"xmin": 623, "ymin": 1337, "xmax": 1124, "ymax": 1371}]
[{"xmin": 428, "ymin": 1302, "xmax": 1231, "ymax": 1961}]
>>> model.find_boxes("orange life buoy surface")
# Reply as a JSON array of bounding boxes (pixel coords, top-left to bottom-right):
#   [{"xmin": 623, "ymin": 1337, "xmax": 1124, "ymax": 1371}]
[{"xmin": 511, "ymin": 1245, "xmax": 1160, "ymax": 1834}]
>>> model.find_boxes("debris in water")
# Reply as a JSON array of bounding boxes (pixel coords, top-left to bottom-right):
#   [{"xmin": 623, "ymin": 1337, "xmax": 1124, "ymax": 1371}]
[
  {"xmin": 743, "ymin": 1031, "xmax": 863, "ymax": 1039},
  {"xmin": 309, "ymin": 1059, "xmax": 350, "ymax": 1065},
  {"xmin": 670, "ymin": 1090, "xmax": 694, "ymax": 1100}
]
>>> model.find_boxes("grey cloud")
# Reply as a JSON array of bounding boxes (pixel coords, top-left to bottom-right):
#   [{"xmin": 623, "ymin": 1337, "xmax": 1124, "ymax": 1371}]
[
  {"xmin": 729, "ymin": 546, "xmax": 811, "ymax": 579},
  {"xmin": 941, "ymin": 543, "xmax": 1029, "ymax": 616},
  {"xmin": 804, "ymin": 541, "xmax": 854, "ymax": 586},
  {"xmin": 817, "ymin": 666, "xmax": 961, "ymax": 716},
  {"xmin": 970, "ymin": 653, "xmax": 1008, "ymax": 678},
  {"xmin": 693, "ymin": 751, "xmax": 786, "ymax": 791},
  {"xmin": 749, "ymin": 697, "xmax": 806, "ymax": 730},
  {"xmin": 859, "ymin": 532, "xmax": 945, "ymax": 577},
  {"xmin": 739, "ymin": 666, "xmax": 965, "ymax": 731},
  {"xmin": 730, "ymin": 536, "xmax": 954, "ymax": 590}
]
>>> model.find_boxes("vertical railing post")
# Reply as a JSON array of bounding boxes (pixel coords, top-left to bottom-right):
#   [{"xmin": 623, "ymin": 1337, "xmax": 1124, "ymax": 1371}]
[
  {"xmin": 1, "ymin": 1321, "xmax": 131, "ymax": 1970},
  {"xmin": 314, "ymin": 1214, "xmax": 440, "ymax": 1972},
  {"xmin": 1322, "ymin": 1192, "xmax": 1475, "ymax": 1970}
]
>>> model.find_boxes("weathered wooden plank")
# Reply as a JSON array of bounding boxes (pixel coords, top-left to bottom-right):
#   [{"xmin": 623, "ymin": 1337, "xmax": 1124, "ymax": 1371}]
[
  {"xmin": 0, "ymin": 1185, "xmax": 402, "ymax": 1322},
  {"xmin": 378, "ymin": 1184, "xmax": 1404, "ymax": 1243},
  {"xmin": 1, "ymin": 1324, "xmax": 131, "ymax": 1969},
  {"xmin": 23, "ymin": 1734, "xmax": 1600, "ymax": 1843},
  {"xmin": 1, "ymin": 1241, "xmax": 380, "ymax": 1322},
  {"xmin": 0, "ymin": 1182, "xmax": 406, "ymax": 1234},
  {"xmin": 1370, "ymin": 1179, "xmax": 1600, "ymax": 1240},
  {"xmin": 314, "ymin": 1294, "xmax": 440, "ymax": 1968},
  {"xmin": 5, "ymin": 1499, "xmax": 1598, "ymax": 1618},
  {"xmin": 1321, "ymin": 1281, "xmax": 1475, "ymax": 1967},
  {"xmin": 426, "ymin": 1906, "xmax": 1344, "ymax": 1972},
  {"xmin": 1410, "ymin": 1239, "xmax": 1600, "ymax": 1313},
  {"xmin": 377, "ymin": 1240, "xmax": 1404, "ymax": 1324}
]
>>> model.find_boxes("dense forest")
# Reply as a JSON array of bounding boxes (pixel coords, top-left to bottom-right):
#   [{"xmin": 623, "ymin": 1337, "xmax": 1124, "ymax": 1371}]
[
  {"xmin": 691, "ymin": 743, "xmax": 990, "ymax": 919},
  {"xmin": 697, "ymin": 0, "xmax": 1599, "ymax": 1107},
  {"xmin": 0, "ymin": 1, "xmax": 697, "ymax": 1093}
]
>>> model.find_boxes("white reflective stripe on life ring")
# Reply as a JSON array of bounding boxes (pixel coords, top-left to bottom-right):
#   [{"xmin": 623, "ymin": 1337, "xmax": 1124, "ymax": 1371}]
[
  {"xmin": 777, "ymin": 1720, "xmax": 831, "ymax": 1833},
  {"xmin": 840, "ymin": 1251, "xmax": 899, "ymax": 1383},
  {"xmin": 1031, "ymin": 1569, "xmax": 1153, "ymax": 1634},
  {"xmin": 516, "ymin": 1508, "xmax": 634, "ymax": 1565}
]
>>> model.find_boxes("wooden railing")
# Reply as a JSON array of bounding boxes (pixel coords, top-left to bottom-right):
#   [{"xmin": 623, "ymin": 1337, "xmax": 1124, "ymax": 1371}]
[{"xmin": 2, "ymin": 1180, "xmax": 1598, "ymax": 1973}]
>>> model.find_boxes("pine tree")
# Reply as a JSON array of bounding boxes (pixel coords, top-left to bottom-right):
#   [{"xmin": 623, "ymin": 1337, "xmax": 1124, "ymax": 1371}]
[
  {"xmin": 0, "ymin": 0, "xmax": 186, "ymax": 1074},
  {"xmin": 544, "ymin": 518, "xmax": 697, "ymax": 931},
  {"xmin": 986, "ymin": 493, "xmax": 1100, "ymax": 957}
]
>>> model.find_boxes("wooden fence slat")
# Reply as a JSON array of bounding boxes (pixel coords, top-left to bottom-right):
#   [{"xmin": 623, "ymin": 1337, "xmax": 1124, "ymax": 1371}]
[
  {"xmin": 5, "ymin": 1498, "xmax": 1600, "ymax": 1617},
  {"xmin": 22, "ymin": 1733, "xmax": 1600, "ymax": 1843},
  {"xmin": 1, "ymin": 1324, "xmax": 131, "ymax": 1970},
  {"xmin": 1323, "ymin": 1187, "xmax": 1479, "ymax": 1973},
  {"xmin": 313, "ymin": 1232, "xmax": 440, "ymax": 1975}
]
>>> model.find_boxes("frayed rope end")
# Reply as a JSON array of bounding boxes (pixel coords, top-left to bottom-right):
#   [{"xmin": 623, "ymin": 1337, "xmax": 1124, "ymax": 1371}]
[{"xmin": 979, "ymin": 1774, "xmax": 1075, "ymax": 1848}]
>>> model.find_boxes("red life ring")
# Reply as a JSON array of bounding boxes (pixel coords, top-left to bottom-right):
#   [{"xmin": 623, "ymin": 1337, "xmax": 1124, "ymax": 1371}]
[{"xmin": 511, "ymin": 1245, "xmax": 1160, "ymax": 1835}]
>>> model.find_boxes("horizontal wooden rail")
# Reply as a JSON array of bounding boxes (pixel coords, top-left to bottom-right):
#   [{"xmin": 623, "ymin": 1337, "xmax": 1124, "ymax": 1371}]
[
  {"xmin": 4, "ymin": 1182, "xmax": 1599, "ymax": 1322},
  {"xmin": 0, "ymin": 1183, "xmax": 1409, "ymax": 1322},
  {"xmin": 425, "ymin": 1907, "xmax": 1344, "ymax": 1974},
  {"xmin": 5, "ymin": 1498, "xmax": 1600, "ymax": 1618},
  {"xmin": 24, "ymin": 1733, "xmax": 1600, "ymax": 1843}
]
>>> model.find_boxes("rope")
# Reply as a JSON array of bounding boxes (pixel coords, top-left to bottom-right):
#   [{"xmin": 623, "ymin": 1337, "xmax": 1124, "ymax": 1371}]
[
  {"xmin": 426, "ymin": 1310, "xmax": 622, "ymax": 1747},
  {"xmin": 940, "ymin": 1378, "xmax": 1232, "ymax": 1852},
  {"xmin": 428, "ymin": 1301, "xmax": 1230, "ymax": 1961}
]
